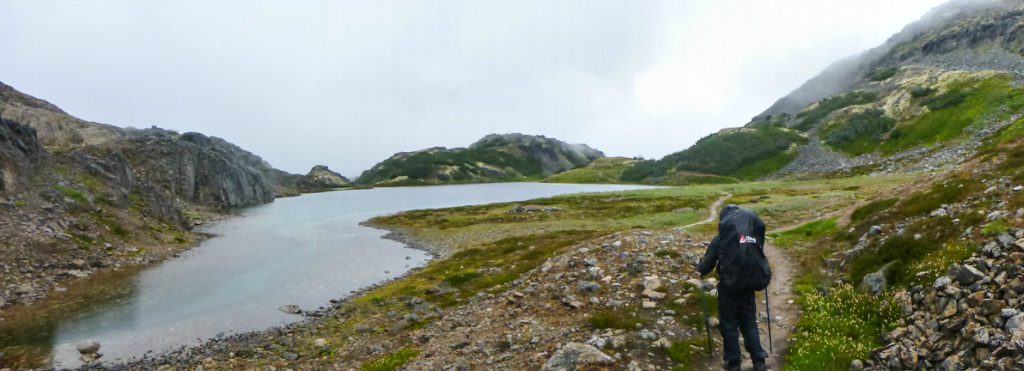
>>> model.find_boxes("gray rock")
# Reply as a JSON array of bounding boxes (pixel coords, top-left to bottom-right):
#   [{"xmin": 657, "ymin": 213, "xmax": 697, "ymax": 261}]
[
  {"xmin": 1006, "ymin": 313, "xmax": 1024, "ymax": 333},
  {"xmin": 997, "ymin": 233, "xmax": 1017, "ymax": 248},
  {"xmin": 76, "ymin": 340, "xmax": 101, "ymax": 354},
  {"xmin": 576, "ymin": 281, "xmax": 601, "ymax": 294},
  {"xmin": 869, "ymin": 225, "xmax": 884, "ymax": 236},
  {"xmin": 934, "ymin": 276, "xmax": 952, "ymax": 290},
  {"xmin": 278, "ymin": 304, "xmax": 301, "ymax": 314},
  {"xmin": 282, "ymin": 351, "xmax": 299, "ymax": 361},
  {"xmin": 638, "ymin": 330, "xmax": 657, "ymax": 340},
  {"xmin": 541, "ymin": 342, "xmax": 615, "ymax": 371},
  {"xmin": 861, "ymin": 267, "xmax": 888, "ymax": 295},
  {"xmin": 950, "ymin": 264, "xmax": 984, "ymax": 286},
  {"xmin": 850, "ymin": 359, "xmax": 864, "ymax": 371}
]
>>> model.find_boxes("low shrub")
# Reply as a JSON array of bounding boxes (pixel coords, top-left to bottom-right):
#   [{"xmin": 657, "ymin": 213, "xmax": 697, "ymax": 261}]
[{"xmin": 788, "ymin": 285, "xmax": 901, "ymax": 371}]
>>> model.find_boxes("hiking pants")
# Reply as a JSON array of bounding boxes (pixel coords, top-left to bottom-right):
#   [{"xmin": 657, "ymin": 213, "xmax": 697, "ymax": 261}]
[{"xmin": 717, "ymin": 285, "xmax": 768, "ymax": 363}]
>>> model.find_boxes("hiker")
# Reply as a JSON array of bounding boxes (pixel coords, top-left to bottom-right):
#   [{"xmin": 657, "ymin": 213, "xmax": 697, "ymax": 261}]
[{"xmin": 697, "ymin": 204, "xmax": 772, "ymax": 371}]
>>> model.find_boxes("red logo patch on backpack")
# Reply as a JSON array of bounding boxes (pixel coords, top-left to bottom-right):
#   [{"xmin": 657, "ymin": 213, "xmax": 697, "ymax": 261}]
[{"xmin": 739, "ymin": 235, "xmax": 757, "ymax": 244}]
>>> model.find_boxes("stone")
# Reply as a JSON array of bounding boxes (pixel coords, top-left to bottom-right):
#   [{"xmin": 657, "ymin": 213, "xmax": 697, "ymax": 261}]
[
  {"xmin": 951, "ymin": 264, "xmax": 984, "ymax": 286},
  {"xmin": 642, "ymin": 275, "xmax": 662, "ymax": 291},
  {"xmin": 653, "ymin": 337, "xmax": 672, "ymax": 348},
  {"xmin": 314, "ymin": 338, "xmax": 327, "ymax": 347},
  {"xmin": 861, "ymin": 267, "xmax": 887, "ymax": 295},
  {"xmin": 577, "ymin": 281, "xmax": 601, "ymax": 294},
  {"xmin": 850, "ymin": 359, "xmax": 864, "ymax": 371},
  {"xmin": 641, "ymin": 300, "xmax": 656, "ymax": 309},
  {"xmin": 942, "ymin": 300, "xmax": 958, "ymax": 318},
  {"xmin": 997, "ymin": 233, "xmax": 1017, "ymax": 248},
  {"xmin": 638, "ymin": 330, "xmax": 657, "ymax": 340},
  {"xmin": 869, "ymin": 225, "xmax": 883, "ymax": 236},
  {"xmin": 933, "ymin": 276, "xmax": 952, "ymax": 290},
  {"xmin": 1016, "ymin": 238, "xmax": 1024, "ymax": 250},
  {"xmin": 988, "ymin": 211, "xmax": 1004, "ymax": 221},
  {"xmin": 282, "ymin": 352, "xmax": 299, "ymax": 361},
  {"xmin": 1013, "ymin": 185, "xmax": 1023, "ymax": 192},
  {"xmin": 930, "ymin": 208, "xmax": 948, "ymax": 217},
  {"xmin": 278, "ymin": 305, "xmax": 301, "ymax": 315},
  {"xmin": 981, "ymin": 299, "xmax": 1006, "ymax": 315},
  {"xmin": 76, "ymin": 340, "xmax": 101, "ymax": 354},
  {"xmin": 541, "ymin": 342, "xmax": 615, "ymax": 371},
  {"xmin": 642, "ymin": 288, "xmax": 666, "ymax": 300}
]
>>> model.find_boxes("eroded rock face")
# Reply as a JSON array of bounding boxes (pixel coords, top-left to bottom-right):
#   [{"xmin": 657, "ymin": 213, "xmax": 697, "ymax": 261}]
[
  {"xmin": 0, "ymin": 118, "xmax": 42, "ymax": 193},
  {"xmin": 121, "ymin": 132, "xmax": 276, "ymax": 209}
]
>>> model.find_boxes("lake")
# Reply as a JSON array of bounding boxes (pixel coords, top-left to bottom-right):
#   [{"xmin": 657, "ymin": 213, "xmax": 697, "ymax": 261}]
[{"xmin": 0, "ymin": 183, "xmax": 653, "ymax": 368}]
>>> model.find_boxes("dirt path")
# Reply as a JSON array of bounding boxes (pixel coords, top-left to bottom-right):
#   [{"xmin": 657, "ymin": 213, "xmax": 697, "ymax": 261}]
[
  {"xmin": 686, "ymin": 194, "xmax": 799, "ymax": 371},
  {"xmin": 682, "ymin": 193, "xmax": 733, "ymax": 229}
]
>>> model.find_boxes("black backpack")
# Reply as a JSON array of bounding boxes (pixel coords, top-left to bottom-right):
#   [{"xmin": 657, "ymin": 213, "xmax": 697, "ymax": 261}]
[{"xmin": 716, "ymin": 208, "xmax": 772, "ymax": 291}]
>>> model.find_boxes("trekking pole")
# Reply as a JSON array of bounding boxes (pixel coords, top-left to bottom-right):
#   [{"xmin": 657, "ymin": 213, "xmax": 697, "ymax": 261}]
[
  {"xmin": 699, "ymin": 279, "xmax": 713, "ymax": 355},
  {"xmin": 764, "ymin": 289, "xmax": 773, "ymax": 355}
]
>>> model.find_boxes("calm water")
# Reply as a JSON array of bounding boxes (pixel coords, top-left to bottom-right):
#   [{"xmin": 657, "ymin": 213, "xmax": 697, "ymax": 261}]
[{"xmin": 0, "ymin": 183, "xmax": 652, "ymax": 368}]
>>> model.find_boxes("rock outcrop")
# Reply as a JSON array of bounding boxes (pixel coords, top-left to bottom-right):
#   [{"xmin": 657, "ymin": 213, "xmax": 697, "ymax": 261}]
[
  {"xmin": 297, "ymin": 165, "xmax": 350, "ymax": 191},
  {"xmin": 0, "ymin": 81, "xmax": 310, "ymax": 308},
  {"xmin": 0, "ymin": 118, "xmax": 42, "ymax": 193},
  {"xmin": 357, "ymin": 133, "xmax": 604, "ymax": 186}
]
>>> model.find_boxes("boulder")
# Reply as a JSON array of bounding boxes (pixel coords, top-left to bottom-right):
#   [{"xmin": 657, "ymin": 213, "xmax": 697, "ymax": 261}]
[
  {"xmin": 576, "ymin": 281, "xmax": 601, "ymax": 294},
  {"xmin": 642, "ymin": 275, "xmax": 662, "ymax": 291},
  {"xmin": 950, "ymin": 264, "xmax": 984, "ymax": 286},
  {"xmin": 541, "ymin": 342, "xmax": 615, "ymax": 371},
  {"xmin": 861, "ymin": 267, "xmax": 888, "ymax": 295},
  {"xmin": 75, "ymin": 340, "xmax": 101, "ymax": 354}
]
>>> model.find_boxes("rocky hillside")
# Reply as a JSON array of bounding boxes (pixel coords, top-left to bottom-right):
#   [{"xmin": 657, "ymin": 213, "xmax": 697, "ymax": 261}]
[
  {"xmin": 356, "ymin": 133, "xmax": 604, "ymax": 186},
  {"xmin": 626, "ymin": 0, "xmax": 1024, "ymax": 184},
  {"xmin": 0, "ymin": 81, "xmax": 340, "ymax": 309},
  {"xmin": 798, "ymin": 121, "xmax": 1024, "ymax": 369},
  {"xmin": 296, "ymin": 165, "xmax": 351, "ymax": 192}
]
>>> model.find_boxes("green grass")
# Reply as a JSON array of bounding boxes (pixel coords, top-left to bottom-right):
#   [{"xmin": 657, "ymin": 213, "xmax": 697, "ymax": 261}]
[
  {"xmin": 622, "ymin": 127, "xmax": 807, "ymax": 182},
  {"xmin": 361, "ymin": 347, "xmax": 419, "ymax": 371},
  {"xmin": 992, "ymin": 118, "xmax": 1024, "ymax": 145},
  {"xmin": 442, "ymin": 270, "xmax": 481, "ymax": 285},
  {"xmin": 822, "ymin": 109, "xmax": 895, "ymax": 155},
  {"xmin": 542, "ymin": 157, "xmax": 636, "ymax": 184},
  {"xmin": 908, "ymin": 243, "xmax": 977, "ymax": 285},
  {"xmin": 788, "ymin": 284, "xmax": 900, "ymax": 371},
  {"xmin": 587, "ymin": 308, "xmax": 648, "ymax": 329},
  {"xmin": 893, "ymin": 177, "xmax": 981, "ymax": 220},
  {"xmin": 731, "ymin": 150, "xmax": 799, "ymax": 180},
  {"xmin": 867, "ymin": 66, "xmax": 899, "ymax": 82},
  {"xmin": 880, "ymin": 75, "xmax": 1024, "ymax": 154},
  {"xmin": 769, "ymin": 218, "xmax": 838, "ymax": 249},
  {"xmin": 850, "ymin": 198, "xmax": 897, "ymax": 224},
  {"xmin": 665, "ymin": 338, "xmax": 710, "ymax": 370},
  {"xmin": 657, "ymin": 172, "xmax": 740, "ymax": 186},
  {"xmin": 981, "ymin": 220, "xmax": 1011, "ymax": 236},
  {"xmin": 55, "ymin": 185, "xmax": 90, "ymax": 205}
]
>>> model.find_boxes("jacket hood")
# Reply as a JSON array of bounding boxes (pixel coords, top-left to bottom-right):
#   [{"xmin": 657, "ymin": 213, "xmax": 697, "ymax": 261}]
[{"xmin": 719, "ymin": 204, "xmax": 741, "ymax": 222}]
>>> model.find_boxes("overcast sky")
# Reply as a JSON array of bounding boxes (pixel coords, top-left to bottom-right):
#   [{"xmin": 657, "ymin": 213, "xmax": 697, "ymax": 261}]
[{"xmin": 1, "ymin": 0, "xmax": 948, "ymax": 177}]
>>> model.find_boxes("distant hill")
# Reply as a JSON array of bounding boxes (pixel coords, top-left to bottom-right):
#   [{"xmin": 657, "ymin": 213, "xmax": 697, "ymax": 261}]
[
  {"xmin": 356, "ymin": 134, "xmax": 604, "ymax": 186},
  {"xmin": 541, "ymin": 157, "xmax": 637, "ymax": 184},
  {"xmin": 621, "ymin": 126, "xmax": 806, "ymax": 183}
]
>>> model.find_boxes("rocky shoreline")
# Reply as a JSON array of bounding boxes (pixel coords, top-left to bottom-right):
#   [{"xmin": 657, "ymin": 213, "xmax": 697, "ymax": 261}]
[{"xmin": 92, "ymin": 221, "xmax": 442, "ymax": 370}]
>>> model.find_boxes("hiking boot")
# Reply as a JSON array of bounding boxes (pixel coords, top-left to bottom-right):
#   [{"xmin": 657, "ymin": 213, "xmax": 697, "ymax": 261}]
[
  {"xmin": 725, "ymin": 359, "xmax": 741, "ymax": 371},
  {"xmin": 753, "ymin": 358, "xmax": 767, "ymax": 371}
]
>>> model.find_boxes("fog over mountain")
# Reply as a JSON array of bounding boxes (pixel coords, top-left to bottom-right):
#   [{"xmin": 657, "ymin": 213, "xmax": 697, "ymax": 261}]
[{"xmin": 1, "ymin": 0, "xmax": 946, "ymax": 177}]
